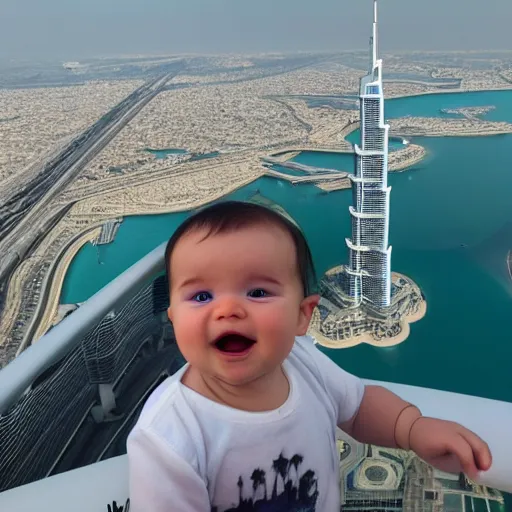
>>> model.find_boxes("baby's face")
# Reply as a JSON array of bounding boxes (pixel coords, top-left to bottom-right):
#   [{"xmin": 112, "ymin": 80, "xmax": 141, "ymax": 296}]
[{"xmin": 167, "ymin": 222, "xmax": 318, "ymax": 388}]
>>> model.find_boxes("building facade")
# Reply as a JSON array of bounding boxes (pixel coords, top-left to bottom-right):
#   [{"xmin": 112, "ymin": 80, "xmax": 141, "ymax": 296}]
[{"xmin": 344, "ymin": 0, "xmax": 392, "ymax": 308}]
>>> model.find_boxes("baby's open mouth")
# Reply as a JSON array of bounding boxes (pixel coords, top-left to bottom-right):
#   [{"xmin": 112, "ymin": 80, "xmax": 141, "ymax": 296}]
[{"xmin": 214, "ymin": 333, "xmax": 256, "ymax": 354}]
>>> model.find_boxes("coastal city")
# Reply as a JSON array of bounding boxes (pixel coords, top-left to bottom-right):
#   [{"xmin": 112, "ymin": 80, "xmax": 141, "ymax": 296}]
[{"xmin": 2, "ymin": 50, "xmax": 512, "ymax": 360}]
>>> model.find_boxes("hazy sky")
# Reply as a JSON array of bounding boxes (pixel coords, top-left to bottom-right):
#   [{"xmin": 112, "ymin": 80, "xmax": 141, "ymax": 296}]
[{"xmin": 1, "ymin": 0, "xmax": 511, "ymax": 59}]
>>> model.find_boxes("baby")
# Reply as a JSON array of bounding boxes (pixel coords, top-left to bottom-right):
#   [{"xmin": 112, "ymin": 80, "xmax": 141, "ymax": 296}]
[{"xmin": 127, "ymin": 200, "xmax": 491, "ymax": 512}]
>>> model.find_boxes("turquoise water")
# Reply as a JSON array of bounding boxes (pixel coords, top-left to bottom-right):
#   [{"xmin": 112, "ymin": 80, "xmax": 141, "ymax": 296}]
[
  {"xmin": 344, "ymin": 89, "xmax": 512, "ymax": 151},
  {"xmin": 146, "ymin": 148, "xmax": 188, "ymax": 159},
  {"xmin": 302, "ymin": 89, "xmax": 512, "ymax": 121},
  {"xmin": 337, "ymin": 135, "xmax": 512, "ymax": 403},
  {"xmin": 269, "ymin": 164, "xmax": 306, "ymax": 177},
  {"xmin": 145, "ymin": 148, "xmax": 220, "ymax": 161},
  {"xmin": 291, "ymin": 151, "xmax": 355, "ymax": 172},
  {"xmin": 61, "ymin": 180, "xmax": 352, "ymax": 304},
  {"xmin": 62, "ymin": 90, "xmax": 512, "ymax": 404},
  {"xmin": 384, "ymin": 90, "xmax": 512, "ymax": 123}
]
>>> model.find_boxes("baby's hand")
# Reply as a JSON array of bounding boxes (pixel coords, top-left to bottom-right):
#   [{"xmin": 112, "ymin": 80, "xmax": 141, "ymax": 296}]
[{"xmin": 409, "ymin": 417, "xmax": 492, "ymax": 480}]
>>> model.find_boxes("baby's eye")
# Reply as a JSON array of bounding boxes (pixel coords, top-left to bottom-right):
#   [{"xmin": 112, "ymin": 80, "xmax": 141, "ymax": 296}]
[
  {"xmin": 248, "ymin": 288, "xmax": 269, "ymax": 299},
  {"xmin": 191, "ymin": 291, "xmax": 212, "ymax": 303}
]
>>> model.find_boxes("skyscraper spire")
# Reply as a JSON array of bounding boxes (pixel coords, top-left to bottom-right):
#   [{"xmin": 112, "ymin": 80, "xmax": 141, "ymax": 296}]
[
  {"xmin": 373, "ymin": 0, "xmax": 378, "ymax": 67},
  {"xmin": 343, "ymin": 0, "xmax": 392, "ymax": 308},
  {"xmin": 310, "ymin": 0, "xmax": 427, "ymax": 348}
]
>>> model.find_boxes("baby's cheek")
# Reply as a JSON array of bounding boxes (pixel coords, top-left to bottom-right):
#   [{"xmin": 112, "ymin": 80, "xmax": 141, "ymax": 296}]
[
  {"xmin": 174, "ymin": 307, "xmax": 201, "ymax": 335},
  {"xmin": 259, "ymin": 304, "xmax": 295, "ymax": 336},
  {"xmin": 173, "ymin": 311, "xmax": 207, "ymax": 357}
]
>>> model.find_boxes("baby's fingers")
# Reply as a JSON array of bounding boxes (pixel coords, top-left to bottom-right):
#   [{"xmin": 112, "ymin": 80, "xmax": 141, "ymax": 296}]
[
  {"xmin": 458, "ymin": 428, "xmax": 492, "ymax": 472},
  {"xmin": 447, "ymin": 434, "xmax": 479, "ymax": 480}
]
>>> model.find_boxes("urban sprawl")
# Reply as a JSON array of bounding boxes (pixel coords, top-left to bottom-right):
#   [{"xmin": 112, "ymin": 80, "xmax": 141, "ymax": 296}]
[{"xmin": 1, "ymin": 49, "xmax": 512, "ymax": 364}]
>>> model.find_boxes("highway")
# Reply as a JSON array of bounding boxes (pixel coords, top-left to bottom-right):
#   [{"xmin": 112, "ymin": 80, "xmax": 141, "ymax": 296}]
[
  {"xmin": 0, "ymin": 73, "xmax": 174, "ymax": 240},
  {"xmin": 0, "ymin": 70, "xmax": 181, "ymax": 308}
]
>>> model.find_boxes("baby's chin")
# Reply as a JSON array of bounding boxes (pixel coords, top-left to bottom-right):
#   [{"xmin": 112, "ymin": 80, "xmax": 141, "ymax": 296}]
[{"xmin": 209, "ymin": 359, "xmax": 280, "ymax": 387}]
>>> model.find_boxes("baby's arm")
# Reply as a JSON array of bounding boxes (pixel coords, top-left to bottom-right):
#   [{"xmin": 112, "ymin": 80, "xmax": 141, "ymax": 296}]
[
  {"xmin": 339, "ymin": 385, "xmax": 492, "ymax": 479},
  {"xmin": 127, "ymin": 426, "xmax": 210, "ymax": 512},
  {"xmin": 339, "ymin": 385, "xmax": 416, "ymax": 448},
  {"xmin": 296, "ymin": 336, "xmax": 492, "ymax": 479}
]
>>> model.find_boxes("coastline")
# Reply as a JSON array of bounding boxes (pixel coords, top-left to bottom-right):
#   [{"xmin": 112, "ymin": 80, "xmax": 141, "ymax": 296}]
[
  {"xmin": 391, "ymin": 127, "xmax": 512, "ymax": 138},
  {"xmin": 388, "ymin": 144, "xmax": 427, "ymax": 171},
  {"xmin": 10, "ymin": 85, "xmax": 512, "ymax": 351},
  {"xmin": 387, "ymin": 85, "xmax": 512, "ymax": 100},
  {"xmin": 271, "ymin": 146, "xmax": 354, "ymax": 162},
  {"xmin": 314, "ymin": 143, "xmax": 427, "ymax": 192},
  {"xmin": 27, "ymin": 226, "xmax": 102, "ymax": 349},
  {"xmin": 30, "ymin": 172, "xmax": 264, "ymax": 341},
  {"xmin": 31, "ymin": 136, "xmax": 426, "ymax": 340}
]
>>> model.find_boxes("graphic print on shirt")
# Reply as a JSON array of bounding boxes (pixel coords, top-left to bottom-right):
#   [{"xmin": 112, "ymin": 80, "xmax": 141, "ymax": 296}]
[{"xmin": 211, "ymin": 451, "xmax": 318, "ymax": 512}]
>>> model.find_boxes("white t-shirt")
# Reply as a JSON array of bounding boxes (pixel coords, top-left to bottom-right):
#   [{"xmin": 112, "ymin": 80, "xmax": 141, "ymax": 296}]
[{"xmin": 127, "ymin": 335, "xmax": 365, "ymax": 512}]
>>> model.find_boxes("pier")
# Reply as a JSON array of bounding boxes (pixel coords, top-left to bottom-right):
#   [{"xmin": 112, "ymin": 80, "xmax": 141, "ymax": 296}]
[
  {"xmin": 92, "ymin": 217, "xmax": 123, "ymax": 246},
  {"xmin": 264, "ymin": 167, "xmax": 349, "ymax": 185},
  {"xmin": 262, "ymin": 156, "xmax": 349, "ymax": 174}
]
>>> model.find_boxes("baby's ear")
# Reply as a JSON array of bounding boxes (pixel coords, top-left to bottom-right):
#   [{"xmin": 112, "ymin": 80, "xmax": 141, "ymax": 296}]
[
  {"xmin": 167, "ymin": 305, "xmax": 174, "ymax": 323},
  {"xmin": 297, "ymin": 294, "xmax": 320, "ymax": 335}
]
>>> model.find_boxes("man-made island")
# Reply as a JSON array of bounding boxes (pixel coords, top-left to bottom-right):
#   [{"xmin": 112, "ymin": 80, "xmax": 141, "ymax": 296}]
[
  {"xmin": 308, "ymin": 269, "xmax": 426, "ymax": 349},
  {"xmin": 390, "ymin": 116, "xmax": 512, "ymax": 138},
  {"xmin": 440, "ymin": 105, "xmax": 496, "ymax": 119}
]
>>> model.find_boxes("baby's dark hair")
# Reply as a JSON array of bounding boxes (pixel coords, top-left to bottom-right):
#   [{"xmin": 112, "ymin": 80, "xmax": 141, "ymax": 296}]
[{"xmin": 164, "ymin": 200, "xmax": 317, "ymax": 297}]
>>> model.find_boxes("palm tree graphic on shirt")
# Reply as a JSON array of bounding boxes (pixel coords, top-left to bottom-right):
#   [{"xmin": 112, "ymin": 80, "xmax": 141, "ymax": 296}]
[{"xmin": 212, "ymin": 451, "xmax": 319, "ymax": 512}]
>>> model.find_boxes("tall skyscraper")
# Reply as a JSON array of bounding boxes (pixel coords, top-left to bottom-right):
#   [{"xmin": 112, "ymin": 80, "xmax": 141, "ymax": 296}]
[{"xmin": 344, "ymin": 0, "xmax": 392, "ymax": 308}]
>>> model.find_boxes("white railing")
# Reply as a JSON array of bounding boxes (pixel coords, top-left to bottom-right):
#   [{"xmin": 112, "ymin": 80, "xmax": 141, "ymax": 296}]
[{"xmin": 0, "ymin": 242, "xmax": 166, "ymax": 416}]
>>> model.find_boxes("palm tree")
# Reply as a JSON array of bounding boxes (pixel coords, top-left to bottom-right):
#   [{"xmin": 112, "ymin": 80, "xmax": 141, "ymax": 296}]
[
  {"xmin": 272, "ymin": 458, "xmax": 279, "ymax": 499},
  {"xmin": 289, "ymin": 454, "xmax": 304, "ymax": 490},
  {"xmin": 251, "ymin": 468, "xmax": 267, "ymax": 501},
  {"xmin": 299, "ymin": 469, "xmax": 317, "ymax": 503},
  {"xmin": 271, "ymin": 453, "xmax": 289, "ymax": 499},
  {"xmin": 278, "ymin": 454, "xmax": 290, "ymax": 484}
]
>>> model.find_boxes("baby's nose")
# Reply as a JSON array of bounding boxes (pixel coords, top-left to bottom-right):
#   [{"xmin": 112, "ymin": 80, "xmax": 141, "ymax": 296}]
[{"xmin": 213, "ymin": 296, "xmax": 247, "ymax": 319}]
